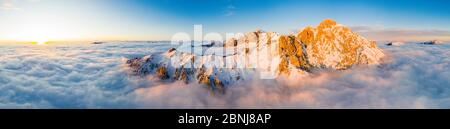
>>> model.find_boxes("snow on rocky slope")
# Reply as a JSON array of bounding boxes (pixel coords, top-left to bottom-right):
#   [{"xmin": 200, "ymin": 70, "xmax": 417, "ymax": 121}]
[{"xmin": 126, "ymin": 19, "xmax": 385, "ymax": 92}]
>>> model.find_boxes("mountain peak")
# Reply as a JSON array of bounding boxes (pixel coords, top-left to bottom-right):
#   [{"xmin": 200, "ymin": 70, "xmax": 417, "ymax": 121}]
[
  {"xmin": 126, "ymin": 19, "xmax": 385, "ymax": 91},
  {"xmin": 318, "ymin": 19, "xmax": 337, "ymax": 29},
  {"xmin": 297, "ymin": 19, "xmax": 384, "ymax": 69}
]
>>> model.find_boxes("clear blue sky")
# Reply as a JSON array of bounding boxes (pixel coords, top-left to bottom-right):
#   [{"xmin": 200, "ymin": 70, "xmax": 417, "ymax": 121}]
[{"xmin": 0, "ymin": 0, "xmax": 449, "ymax": 41}]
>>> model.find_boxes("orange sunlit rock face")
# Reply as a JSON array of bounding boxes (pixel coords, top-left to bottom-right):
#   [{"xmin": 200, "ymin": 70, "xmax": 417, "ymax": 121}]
[{"xmin": 297, "ymin": 19, "xmax": 385, "ymax": 70}]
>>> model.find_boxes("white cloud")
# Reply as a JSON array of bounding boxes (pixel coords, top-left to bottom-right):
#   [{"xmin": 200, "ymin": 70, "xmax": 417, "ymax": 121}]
[
  {"xmin": 0, "ymin": 42, "xmax": 450, "ymax": 108},
  {"xmin": 0, "ymin": 42, "xmax": 173, "ymax": 108},
  {"xmin": 224, "ymin": 5, "xmax": 236, "ymax": 16}
]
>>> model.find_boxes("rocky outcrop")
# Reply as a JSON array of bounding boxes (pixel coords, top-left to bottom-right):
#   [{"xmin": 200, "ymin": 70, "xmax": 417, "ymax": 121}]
[
  {"xmin": 126, "ymin": 19, "xmax": 385, "ymax": 91},
  {"xmin": 420, "ymin": 40, "xmax": 443, "ymax": 45},
  {"xmin": 386, "ymin": 42, "xmax": 405, "ymax": 46}
]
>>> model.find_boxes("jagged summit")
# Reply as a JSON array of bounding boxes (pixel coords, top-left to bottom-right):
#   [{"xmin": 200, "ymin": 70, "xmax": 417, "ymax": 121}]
[
  {"xmin": 318, "ymin": 19, "xmax": 338, "ymax": 29},
  {"xmin": 297, "ymin": 19, "xmax": 385, "ymax": 69},
  {"xmin": 126, "ymin": 19, "xmax": 385, "ymax": 90}
]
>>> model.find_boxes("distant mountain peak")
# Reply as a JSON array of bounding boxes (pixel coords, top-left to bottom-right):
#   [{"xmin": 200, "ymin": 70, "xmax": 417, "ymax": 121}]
[{"xmin": 420, "ymin": 40, "xmax": 443, "ymax": 45}]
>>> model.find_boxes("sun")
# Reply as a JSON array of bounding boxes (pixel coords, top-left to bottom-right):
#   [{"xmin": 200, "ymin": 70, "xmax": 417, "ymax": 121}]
[
  {"xmin": 36, "ymin": 39, "xmax": 48, "ymax": 45},
  {"xmin": 5, "ymin": 15, "xmax": 76, "ymax": 45}
]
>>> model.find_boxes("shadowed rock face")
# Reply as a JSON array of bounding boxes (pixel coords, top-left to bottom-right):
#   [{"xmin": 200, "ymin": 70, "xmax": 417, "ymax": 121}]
[{"xmin": 126, "ymin": 19, "xmax": 385, "ymax": 90}]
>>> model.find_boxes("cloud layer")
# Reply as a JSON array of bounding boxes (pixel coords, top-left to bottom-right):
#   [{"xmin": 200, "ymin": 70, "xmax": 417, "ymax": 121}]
[
  {"xmin": 1, "ymin": 42, "xmax": 449, "ymax": 108},
  {"xmin": 351, "ymin": 26, "xmax": 450, "ymax": 42},
  {"xmin": 0, "ymin": 42, "xmax": 172, "ymax": 108}
]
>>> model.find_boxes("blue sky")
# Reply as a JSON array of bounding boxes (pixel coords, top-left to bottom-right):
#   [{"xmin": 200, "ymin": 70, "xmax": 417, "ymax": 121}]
[{"xmin": 0, "ymin": 0, "xmax": 449, "ymax": 42}]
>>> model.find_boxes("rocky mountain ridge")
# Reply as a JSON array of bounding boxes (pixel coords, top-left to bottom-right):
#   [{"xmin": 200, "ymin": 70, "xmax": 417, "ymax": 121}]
[{"xmin": 126, "ymin": 19, "xmax": 385, "ymax": 92}]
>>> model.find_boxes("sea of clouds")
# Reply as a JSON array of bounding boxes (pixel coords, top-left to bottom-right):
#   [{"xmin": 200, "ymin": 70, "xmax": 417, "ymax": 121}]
[{"xmin": 0, "ymin": 42, "xmax": 449, "ymax": 108}]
